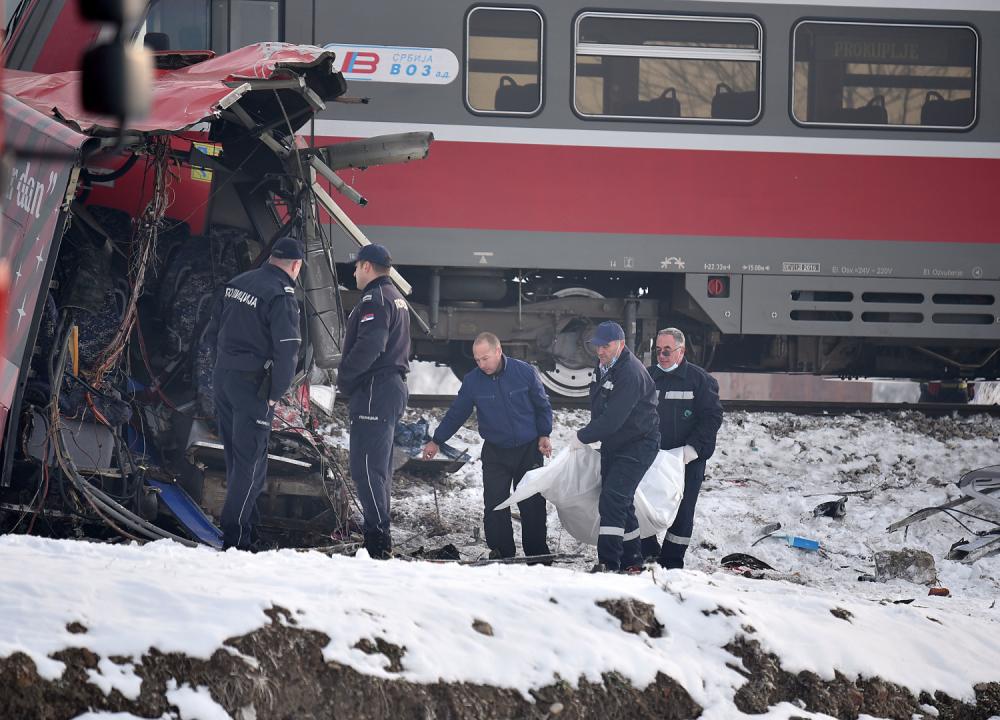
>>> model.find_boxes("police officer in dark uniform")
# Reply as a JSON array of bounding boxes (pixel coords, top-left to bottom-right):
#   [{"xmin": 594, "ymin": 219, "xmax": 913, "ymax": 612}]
[
  {"xmin": 573, "ymin": 321, "xmax": 659, "ymax": 573},
  {"xmin": 207, "ymin": 235, "xmax": 303, "ymax": 550},
  {"xmin": 640, "ymin": 327, "xmax": 723, "ymax": 569},
  {"xmin": 337, "ymin": 244, "xmax": 410, "ymax": 559}
]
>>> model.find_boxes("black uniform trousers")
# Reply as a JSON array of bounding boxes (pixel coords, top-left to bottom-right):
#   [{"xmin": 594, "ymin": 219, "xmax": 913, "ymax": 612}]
[
  {"xmin": 214, "ymin": 368, "xmax": 274, "ymax": 550},
  {"xmin": 598, "ymin": 434, "xmax": 658, "ymax": 571},
  {"xmin": 641, "ymin": 459, "xmax": 706, "ymax": 568},
  {"xmin": 348, "ymin": 372, "xmax": 408, "ymax": 557},
  {"xmin": 481, "ymin": 440, "xmax": 550, "ymax": 560}
]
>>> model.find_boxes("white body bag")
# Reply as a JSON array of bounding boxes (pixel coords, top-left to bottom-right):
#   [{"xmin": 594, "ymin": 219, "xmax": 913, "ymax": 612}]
[{"xmin": 495, "ymin": 446, "xmax": 685, "ymax": 545}]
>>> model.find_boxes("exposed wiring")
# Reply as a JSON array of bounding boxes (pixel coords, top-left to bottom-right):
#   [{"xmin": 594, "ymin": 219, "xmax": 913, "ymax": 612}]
[
  {"xmin": 48, "ymin": 313, "xmax": 197, "ymax": 546},
  {"xmin": 89, "ymin": 139, "xmax": 172, "ymax": 385}
]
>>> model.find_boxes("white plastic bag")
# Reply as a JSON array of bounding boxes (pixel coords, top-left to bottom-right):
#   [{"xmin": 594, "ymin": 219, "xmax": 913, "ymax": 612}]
[
  {"xmin": 634, "ymin": 447, "xmax": 685, "ymax": 537},
  {"xmin": 495, "ymin": 447, "xmax": 602, "ymax": 544},
  {"xmin": 495, "ymin": 445, "xmax": 686, "ymax": 546}
]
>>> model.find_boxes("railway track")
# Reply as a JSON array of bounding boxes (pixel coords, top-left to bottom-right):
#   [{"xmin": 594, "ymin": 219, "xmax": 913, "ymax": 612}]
[{"xmin": 406, "ymin": 395, "xmax": 1000, "ymax": 416}]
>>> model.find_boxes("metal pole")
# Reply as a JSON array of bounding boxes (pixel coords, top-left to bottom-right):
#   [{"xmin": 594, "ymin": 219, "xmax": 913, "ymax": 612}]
[{"xmin": 429, "ymin": 268, "xmax": 440, "ymax": 329}]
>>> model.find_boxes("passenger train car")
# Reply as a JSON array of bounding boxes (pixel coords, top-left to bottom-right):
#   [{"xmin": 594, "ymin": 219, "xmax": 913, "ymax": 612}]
[
  {"xmin": 322, "ymin": 0, "xmax": 999, "ymax": 395},
  {"xmin": 6, "ymin": 0, "xmax": 1000, "ymax": 398}
]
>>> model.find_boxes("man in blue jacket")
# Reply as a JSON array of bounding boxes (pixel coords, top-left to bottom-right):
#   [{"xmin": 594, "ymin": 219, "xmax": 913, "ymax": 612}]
[
  {"xmin": 208, "ymin": 235, "xmax": 303, "ymax": 550},
  {"xmin": 338, "ymin": 243, "xmax": 411, "ymax": 559},
  {"xmin": 423, "ymin": 332, "xmax": 553, "ymax": 561},
  {"xmin": 574, "ymin": 321, "xmax": 659, "ymax": 572},
  {"xmin": 640, "ymin": 327, "xmax": 723, "ymax": 569}
]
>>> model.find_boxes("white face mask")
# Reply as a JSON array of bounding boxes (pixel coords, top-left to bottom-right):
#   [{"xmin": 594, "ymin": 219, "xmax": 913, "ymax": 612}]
[{"xmin": 657, "ymin": 362, "xmax": 679, "ymax": 373}]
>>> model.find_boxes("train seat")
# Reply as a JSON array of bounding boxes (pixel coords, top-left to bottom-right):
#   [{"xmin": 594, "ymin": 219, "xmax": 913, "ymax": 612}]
[
  {"xmin": 494, "ymin": 75, "xmax": 539, "ymax": 112},
  {"xmin": 623, "ymin": 87, "xmax": 681, "ymax": 118},
  {"xmin": 833, "ymin": 95, "xmax": 887, "ymax": 124},
  {"xmin": 143, "ymin": 32, "xmax": 170, "ymax": 51},
  {"xmin": 920, "ymin": 91, "xmax": 974, "ymax": 127},
  {"xmin": 711, "ymin": 83, "xmax": 758, "ymax": 120}
]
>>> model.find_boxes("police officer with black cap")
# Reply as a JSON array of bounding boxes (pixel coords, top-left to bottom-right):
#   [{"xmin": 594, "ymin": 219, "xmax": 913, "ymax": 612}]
[
  {"xmin": 338, "ymin": 243, "xmax": 410, "ymax": 559},
  {"xmin": 207, "ymin": 235, "xmax": 303, "ymax": 550},
  {"xmin": 572, "ymin": 321, "xmax": 659, "ymax": 573}
]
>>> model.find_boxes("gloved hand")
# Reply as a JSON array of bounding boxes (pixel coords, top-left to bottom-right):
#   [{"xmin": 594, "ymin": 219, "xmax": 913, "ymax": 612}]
[{"xmin": 683, "ymin": 445, "xmax": 698, "ymax": 464}]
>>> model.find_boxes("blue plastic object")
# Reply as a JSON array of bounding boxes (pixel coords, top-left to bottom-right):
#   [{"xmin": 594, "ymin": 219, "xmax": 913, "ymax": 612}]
[
  {"xmin": 147, "ymin": 478, "xmax": 223, "ymax": 548},
  {"xmin": 784, "ymin": 535, "xmax": 820, "ymax": 551}
]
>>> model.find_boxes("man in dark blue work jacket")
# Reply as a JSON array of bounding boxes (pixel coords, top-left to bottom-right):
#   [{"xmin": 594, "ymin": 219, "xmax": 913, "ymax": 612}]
[
  {"xmin": 641, "ymin": 327, "xmax": 723, "ymax": 569},
  {"xmin": 208, "ymin": 235, "xmax": 303, "ymax": 550},
  {"xmin": 337, "ymin": 243, "xmax": 411, "ymax": 559},
  {"xmin": 573, "ymin": 321, "xmax": 659, "ymax": 572},
  {"xmin": 422, "ymin": 332, "xmax": 553, "ymax": 561}
]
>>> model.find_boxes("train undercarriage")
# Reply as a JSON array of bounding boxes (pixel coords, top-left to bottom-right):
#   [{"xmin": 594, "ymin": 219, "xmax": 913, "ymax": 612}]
[{"xmin": 365, "ymin": 266, "xmax": 1000, "ymax": 397}]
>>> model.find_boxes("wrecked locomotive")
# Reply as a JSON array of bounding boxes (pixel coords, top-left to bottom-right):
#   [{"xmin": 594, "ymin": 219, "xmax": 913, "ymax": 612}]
[{"xmin": 0, "ymin": 12, "xmax": 431, "ymax": 547}]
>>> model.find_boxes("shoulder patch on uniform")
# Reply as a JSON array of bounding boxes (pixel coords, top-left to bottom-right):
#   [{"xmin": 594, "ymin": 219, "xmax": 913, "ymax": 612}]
[
  {"xmin": 361, "ymin": 312, "xmax": 376, "ymax": 323},
  {"xmin": 394, "ymin": 298, "xmax": 408, "ymax": 310},
  {"xmin": 284, "ymin": 286, "xmax": 295, "ymax": 294},
  {"xmin": 362, "ymin": 294, "xmax": 373, "ymax": 302}
]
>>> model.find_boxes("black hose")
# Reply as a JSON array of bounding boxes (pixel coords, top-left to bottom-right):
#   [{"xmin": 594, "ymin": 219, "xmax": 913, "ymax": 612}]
[{"xmin": 80, "ymin": 153, "xmax": 139, "ymax": 186}]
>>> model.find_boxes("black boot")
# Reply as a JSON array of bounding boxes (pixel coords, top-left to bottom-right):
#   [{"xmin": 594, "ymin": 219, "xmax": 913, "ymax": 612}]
[{"xmin": 364, "ymin": 530, "xmax": 392, "ymax": 559}]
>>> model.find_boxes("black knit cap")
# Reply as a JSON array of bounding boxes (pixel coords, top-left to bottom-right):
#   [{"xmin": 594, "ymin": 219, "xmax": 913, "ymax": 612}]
[
  {"xmin": 356, "ymin": 243, "xmax": 392, "ymax": 267},
  {"xmin": 271, "ymin": 236, "xmax": 304, "ymax": 260}
]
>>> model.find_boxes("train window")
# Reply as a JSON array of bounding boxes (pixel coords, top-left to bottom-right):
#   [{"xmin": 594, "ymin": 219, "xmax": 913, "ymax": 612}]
[
  {"xmin": 465, "ymin": 7, "xmax": 543, "ymax": 115},
  {"xmin": 230, "ymin": 0, "xmax": 282, "ymax": 47},
  {"xmin": 573, "ymin": 13, "xmax": 762, "ymax": 123},
  {"xmin": 792, "ymin": 21, "xmax": 978, "ymax": 130},
  {"xmin": 143, "ymin": 0, "xmax": 212, "ymax": 51}
]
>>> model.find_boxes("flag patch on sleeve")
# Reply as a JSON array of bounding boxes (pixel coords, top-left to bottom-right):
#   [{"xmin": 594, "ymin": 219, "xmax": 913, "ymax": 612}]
[{"xmin": 361, "ymin": 313, "xmax": 376, "ymax": 323}]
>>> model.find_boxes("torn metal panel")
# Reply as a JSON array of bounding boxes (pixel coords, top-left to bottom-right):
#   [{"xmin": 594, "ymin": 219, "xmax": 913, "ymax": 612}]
[{"xmin": 3, "ymin": 43, "xmax": 345, "ymax": 136}]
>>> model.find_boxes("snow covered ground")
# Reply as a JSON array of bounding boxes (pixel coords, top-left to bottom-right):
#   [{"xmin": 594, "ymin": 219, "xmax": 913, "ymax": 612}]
[
  {"xmin": 388, "ymin": 406, "xmax": 1000, "ymax": 602},
  {"xmin": 2, "ymin": 405, "xmax": 999, "ymax": 719}
]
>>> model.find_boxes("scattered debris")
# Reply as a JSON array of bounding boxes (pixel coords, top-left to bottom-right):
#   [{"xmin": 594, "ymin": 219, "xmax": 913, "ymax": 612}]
[
  {"xmin": 947, "ymin": 531, "xmax": 1000, "ymax": 564},
  {"xmin": 758, "ymin": 534, "xmax": 821, "ymax": 552},
  {"xmin": 463, "ymin": 553, "xmax": 579, "ymax": 567},
  {"xmin": 886, "ymin": 465, "xmax": 1000, "ymax": 554},
  {"xmin": 408, "ymin": 544, "xmax": 461, "ymax": 561},
  {"xmin": 721, "ymin": 553, "xmax": 775, "ymax": 571},
  {"xmin": 393, "ymin": 418, "xmax": 470, "ymax": 476},
  {"xmin": 803, "ymin": 488, "xmax": 875, "ymax": 499},
  {"xmin": 721, "ymin": 554, "xmax": 775, "ymax": 572},
  {"xmin": 813, "ymin": 496, "xmax": 848, "ymax": 519},
  {"xmin": 874, "ymin": 548, "xmax": 937, "ymax": 585},
  {"xmin": 928, "ymin": 587, "xmax": 950, "ymax": 598},
  {"xmin": 750, "ymin": 522, "xmax": 782, "ymax": 547}
]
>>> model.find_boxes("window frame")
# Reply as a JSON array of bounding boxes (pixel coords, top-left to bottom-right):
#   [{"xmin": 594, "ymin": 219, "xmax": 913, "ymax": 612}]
[
  {"xmin": 571, "ymin": 11, "xmax": 765, "ymax": 125},
  {"xmin": 464, "ymin": 4, "xmax": 545, "ymax": 117},
  {"xmin": 228, "ymin": 0, "xmax": 285, "ymax": 51},
  {"xmin": 789, "ymin": 19, "xmax": 980, "ymax": 132}
]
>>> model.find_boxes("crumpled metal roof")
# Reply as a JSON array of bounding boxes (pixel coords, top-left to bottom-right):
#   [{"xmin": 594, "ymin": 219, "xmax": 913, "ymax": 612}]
[{"xmin": 3, "ymin": 42, "xmax": 338, "ymax": 135}]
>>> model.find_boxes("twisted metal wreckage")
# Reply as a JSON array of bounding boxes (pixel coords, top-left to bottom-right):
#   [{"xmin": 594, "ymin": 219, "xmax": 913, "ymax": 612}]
[{"xmin": 0, "ymin": 43, "xmax": 435, "ymax": 549}]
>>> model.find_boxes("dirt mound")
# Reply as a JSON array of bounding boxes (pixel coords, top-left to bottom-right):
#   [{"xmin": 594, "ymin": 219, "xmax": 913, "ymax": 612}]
[
  {"xmin": 0, "ymin": 606, "xmax": 700, "ymax": 720},
  {"xmin": 728, "ymin": 636, "xmax": 1000, "ymax": 720},
  {"xmin": 4, "ymin": 607, "xmax": 997, "ymax": 720}
]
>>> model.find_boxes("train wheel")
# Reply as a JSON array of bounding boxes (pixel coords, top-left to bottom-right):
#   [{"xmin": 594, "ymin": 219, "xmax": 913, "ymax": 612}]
[{"xmin": 536, "ymin": 288, "xmax": 600, "ymax": 398}]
